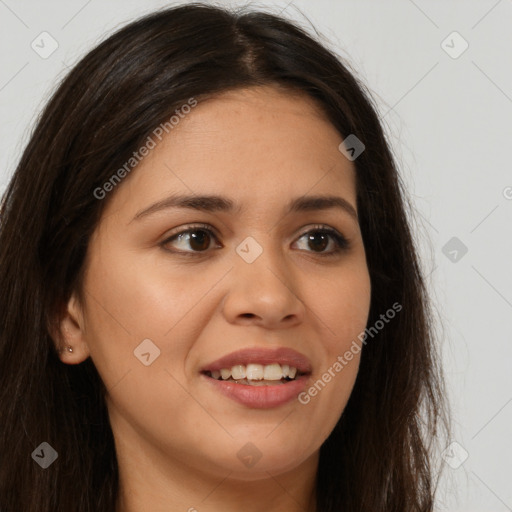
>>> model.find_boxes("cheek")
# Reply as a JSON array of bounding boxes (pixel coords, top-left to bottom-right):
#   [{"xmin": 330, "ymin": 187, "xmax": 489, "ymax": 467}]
[
  {"xmin": 79, "ymin": 251, "xmax": 186, "ymax": 387},
  {"xmin": 299, "ymin": 261, "xmax": 370, "ymax": 434},
  {"xmin": 318, "ymin": 260, "xmax": 372, "ymax": 352},
  {"xmin": 84, "ymin": 243, "xmax": 213, "ymax": 338},
  {"xmin": 81, "ymin": 243, "xmax": 234, "ymax": 395},
  {"xmin": 80, "ymin": 253, "xmax": 201, "ymax": 441}
]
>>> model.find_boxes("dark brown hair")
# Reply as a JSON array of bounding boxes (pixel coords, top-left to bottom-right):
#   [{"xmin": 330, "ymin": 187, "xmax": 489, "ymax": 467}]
[{"xmin": 0, "ymin": 3, "xmax": 450, "ymax": 510}]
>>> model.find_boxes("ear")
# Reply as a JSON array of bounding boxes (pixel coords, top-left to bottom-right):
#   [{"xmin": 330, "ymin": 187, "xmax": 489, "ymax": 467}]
[{"xmin": 50, "ymin": 293, "xmax": 91, "ymax": 365}]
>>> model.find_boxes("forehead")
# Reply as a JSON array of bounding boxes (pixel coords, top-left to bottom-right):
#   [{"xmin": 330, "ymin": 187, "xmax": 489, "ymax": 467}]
[{"xmin": 102, "ymin": 85, "xmax": 357, "ymax": 220}]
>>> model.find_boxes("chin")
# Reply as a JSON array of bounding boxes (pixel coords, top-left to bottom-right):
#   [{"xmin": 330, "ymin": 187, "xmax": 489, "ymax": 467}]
[{"xmin": 203, "ymin": 443, "xmax": 315, "ymax": 480}]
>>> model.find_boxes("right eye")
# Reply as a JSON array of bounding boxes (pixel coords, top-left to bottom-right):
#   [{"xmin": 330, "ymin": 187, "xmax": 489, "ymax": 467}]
[{"xmin": 160, "ymin": 224, "xmax": 222, "ymax": 255}]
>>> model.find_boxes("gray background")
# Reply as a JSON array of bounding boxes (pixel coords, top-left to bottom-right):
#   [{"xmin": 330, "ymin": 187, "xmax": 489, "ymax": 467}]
[{"xmin": 1, "ymin": 1, "xmax": 511, "ymax": 510}]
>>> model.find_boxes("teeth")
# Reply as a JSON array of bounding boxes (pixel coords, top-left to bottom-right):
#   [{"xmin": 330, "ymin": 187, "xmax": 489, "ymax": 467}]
[
  {"xmin": 231, "ymin": 365, "xmax": 246, "ymax": 380},
  {"xmin": 220, "ymin": 368, "xmax": 231, "ymax": 380},
  {"xmin": 208, "ymin": 363, "xmax": 299, "ymax": 381},
  {"xmin": 246, "ymin": 363, "xmax": 264, "ymax": 380},
  {"xmin": 263, "ymin": 363, "xmax": 283, "ymax": 380}
]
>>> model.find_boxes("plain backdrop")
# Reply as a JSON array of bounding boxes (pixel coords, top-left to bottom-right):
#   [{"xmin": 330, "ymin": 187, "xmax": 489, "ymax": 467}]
[{"xmin": 1, "ymin": 1, "xmax": 511, "ymax": 510}]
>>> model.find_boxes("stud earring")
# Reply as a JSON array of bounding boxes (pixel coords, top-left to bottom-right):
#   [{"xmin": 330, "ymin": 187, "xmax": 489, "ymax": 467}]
[{"xmin": 59, "ymin": 345, "xmax": 73, "ymax": 353}]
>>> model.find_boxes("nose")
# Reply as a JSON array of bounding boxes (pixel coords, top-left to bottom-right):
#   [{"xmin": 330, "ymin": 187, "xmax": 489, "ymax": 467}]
[{"xmin": 221, "ymin": 241, "xmax": 306, "ymax": 329}]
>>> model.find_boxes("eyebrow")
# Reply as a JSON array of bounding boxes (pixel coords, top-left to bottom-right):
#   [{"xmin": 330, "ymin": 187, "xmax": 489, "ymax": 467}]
[{"xmin": 131, "ymin": 193, "xmax": 358, "ymax": 223}]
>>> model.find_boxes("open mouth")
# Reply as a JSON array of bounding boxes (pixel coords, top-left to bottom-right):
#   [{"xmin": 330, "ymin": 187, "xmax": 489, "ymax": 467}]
[
  {"xmin": 200, "ymin": 360, "xmax": 312, "ymax": 408},
  {"xmin": 201, "ymin": 363, "xmax": 309, "ymax": 386}
]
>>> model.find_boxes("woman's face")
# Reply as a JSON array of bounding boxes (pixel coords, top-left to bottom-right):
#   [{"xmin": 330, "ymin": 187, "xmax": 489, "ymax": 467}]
[{"xmin": 58, "ymin": 85, "xmax": 371, "ymax": 480}]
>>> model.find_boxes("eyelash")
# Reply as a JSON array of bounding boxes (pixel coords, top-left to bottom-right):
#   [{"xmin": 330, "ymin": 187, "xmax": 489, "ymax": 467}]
[{"xmin": 160, "ymin": 223, "xmax": 350, "ymax": 258}]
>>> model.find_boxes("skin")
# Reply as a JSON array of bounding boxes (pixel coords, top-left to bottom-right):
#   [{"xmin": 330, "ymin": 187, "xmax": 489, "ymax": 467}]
[{"xmin": 54, "ymin": 85, "xmax": 371, "ymax": 512}]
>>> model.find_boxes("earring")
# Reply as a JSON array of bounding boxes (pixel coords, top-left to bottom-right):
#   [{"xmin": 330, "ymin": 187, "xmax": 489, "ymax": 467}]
[{"xmin": 60, "ymin": 345, "xmax": 73, "ymax": 353}]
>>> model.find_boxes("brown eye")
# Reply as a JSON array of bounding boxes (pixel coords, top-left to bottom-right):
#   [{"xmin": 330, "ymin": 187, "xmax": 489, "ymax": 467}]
[
  {"xmin": 186, "ymin": 230, "xmax": 211, "ymax": 251},
  {"xmin": 161, "ymin": 225, "xmax": 219, "ymax": 253},
  {"xmin": 305, "ymin": 232, "xmax": 329, "ymax": 252},
  {"xmin": 294, "ymin": 226, "xmax": 349, "ymax": 255}
]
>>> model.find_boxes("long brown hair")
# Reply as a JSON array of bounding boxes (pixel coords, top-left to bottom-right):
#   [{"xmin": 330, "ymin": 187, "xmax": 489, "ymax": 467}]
[{"xmin": 0, "ymin": 3, "xmax": 450, "ymax": 510}]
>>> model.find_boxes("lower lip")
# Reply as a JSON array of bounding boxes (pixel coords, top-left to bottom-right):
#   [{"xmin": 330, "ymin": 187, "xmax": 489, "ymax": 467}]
[{"xmin": 201, "ymin": 373, "xmax": 310, "ymax": 409}]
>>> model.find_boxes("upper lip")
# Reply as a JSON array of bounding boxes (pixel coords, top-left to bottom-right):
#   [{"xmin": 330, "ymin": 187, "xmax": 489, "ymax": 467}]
[{"xmin": 201, "ymin": 347, "xmax": 312, "ymax": 374}]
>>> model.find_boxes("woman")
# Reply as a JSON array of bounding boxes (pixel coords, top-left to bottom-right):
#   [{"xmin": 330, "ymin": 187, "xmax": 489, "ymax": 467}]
[{"xmin": 0, "ymin": 3, "xmax": 451, "ymax": 511}]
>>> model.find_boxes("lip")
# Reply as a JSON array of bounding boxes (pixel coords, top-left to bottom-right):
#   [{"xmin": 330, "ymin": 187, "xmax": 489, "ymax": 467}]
[
  {"xmin": 200, "ymin": 346, "xmax": 312, "ymax": 409},
  {"xmin": 200, "ymin": 346, "xmax": 313, "ymax": 374},
  {"xmin": 201, "ymin": 373, "xmax": 310, "ymax": 409}
]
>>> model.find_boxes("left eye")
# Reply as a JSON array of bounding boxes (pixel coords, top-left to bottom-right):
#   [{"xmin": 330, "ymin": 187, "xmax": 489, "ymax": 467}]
[
  {"xmin": 161, "ymin": 224, "xmax": 349, "ymax": 256},
  {"xmin": 295, "ymin": 226, "xmax": 349, "ymax": 255}
]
